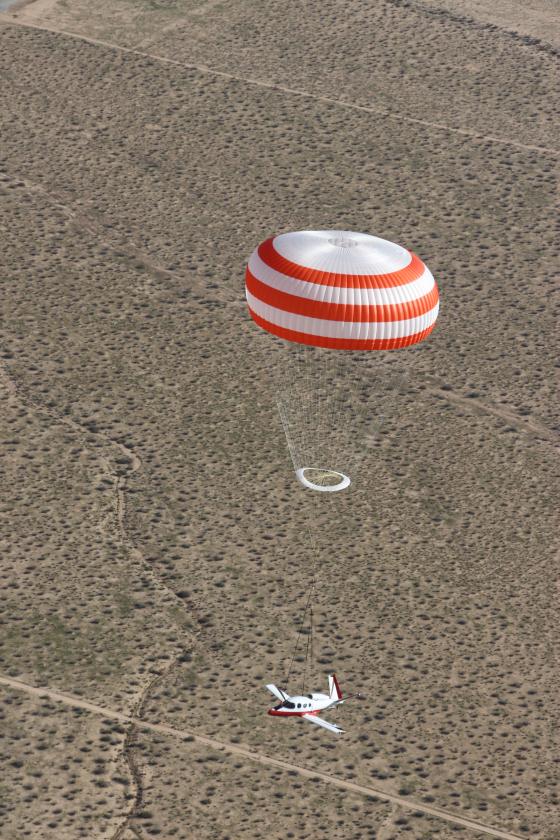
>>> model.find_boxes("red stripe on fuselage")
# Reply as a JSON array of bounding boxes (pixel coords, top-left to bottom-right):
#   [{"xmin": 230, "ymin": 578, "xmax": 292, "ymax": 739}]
[{"xmin": 268, "ymin": 709, "xmax": 318, "ymax": 717}]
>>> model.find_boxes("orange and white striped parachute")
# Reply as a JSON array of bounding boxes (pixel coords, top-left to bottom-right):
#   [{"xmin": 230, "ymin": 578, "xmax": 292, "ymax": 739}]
[
  {"xmin": 245, "ymin": 230, "xmax": 440, "ymax": 492},
  {"xmin": 245, "ymin": 230, "xmax": 439, "ymax": 350}
]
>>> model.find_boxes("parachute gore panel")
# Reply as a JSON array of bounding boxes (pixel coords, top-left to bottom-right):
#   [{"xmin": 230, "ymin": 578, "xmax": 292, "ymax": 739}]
[{"xmin": 245, "ymin": 230, "xmax": 439, "ymax": 350}]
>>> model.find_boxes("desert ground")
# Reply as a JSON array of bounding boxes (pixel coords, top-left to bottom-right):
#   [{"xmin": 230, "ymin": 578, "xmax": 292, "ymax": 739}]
[{"xmin": 0, "ymin": 1, "xmax": 558, "ymax": 839}]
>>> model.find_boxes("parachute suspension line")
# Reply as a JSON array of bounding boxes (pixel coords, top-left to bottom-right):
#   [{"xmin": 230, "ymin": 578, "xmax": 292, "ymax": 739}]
[
  {"xmin": 309, "ymin": 600, "xmax": 314, "ymax": 690},
  {"xmin": 276, "ymin": 343, "xmax": 302, "ymax": 471},
  {"xmin": 299, "ymin": 344, "xmax": 316, "ymax": 473},
  {"xmin": 276, "ymin": 343, "xmax": 356, "ymax": 486},
  {"xmin": 276, "ymin": 395, "xmax": 299, "ymax": 472},
  {"xmin": 298, "ymin": 344, "xmax": 313, "ymax": 467},
  {"xmin": 339, "ymin": 351, "xmax": 356, "ymax": 453}
]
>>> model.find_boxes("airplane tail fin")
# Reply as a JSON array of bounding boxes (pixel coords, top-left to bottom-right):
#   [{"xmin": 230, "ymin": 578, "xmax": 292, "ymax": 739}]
[{"xmin": 328, "ymin": 673, "xmax": 342, "ymax": 701}]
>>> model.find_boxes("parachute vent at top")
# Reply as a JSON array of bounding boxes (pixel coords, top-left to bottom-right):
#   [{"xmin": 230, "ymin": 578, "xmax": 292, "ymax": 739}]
[{"xmin": 245, "ymin": 230, "xmax": 439, "ymax": 350}]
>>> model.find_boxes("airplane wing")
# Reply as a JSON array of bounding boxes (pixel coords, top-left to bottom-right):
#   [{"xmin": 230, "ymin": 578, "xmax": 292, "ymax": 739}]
[
  {"xmin": 303, "ymin": 714, "xmax": 344, "ymax": 735},
  {"xmin": 266, "ymin": 684, "xmax": 287, "ymax": 702}
]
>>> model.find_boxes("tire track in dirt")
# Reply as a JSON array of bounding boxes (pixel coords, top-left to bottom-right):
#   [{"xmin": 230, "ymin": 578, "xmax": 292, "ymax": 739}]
[
  {"xmin": 2, "ymin": 171, "xmax": 237, "ymax": 833},
  {"xmin": 110, "ymin": 662, "xmax": 177, "ymax": 840},
  {"xmin": 1, "ymin": 174, "xmax": 237, "ymax": 647},
  {"xmin": 425, "ymin": 379, "xmax": 558, "ymax": 451},
  {"xmin": 0, "ymin": 171, "xmax": 243, "ymax": 310},
  {"xmin": 387, "ymin": 0, "xmax": 559, "ymax": 57},
  {"xmin": 4, "ymin": 171, "xmax": 557, "ymax": 456},
  {"xmin": 0, "ymin": 674, "xmax": 528, "ymax": 840},
  {"xmin": 376, "ymin": 801, "xmax": 400, "ymax": 840},
  {"xmin": 1, "ymin": 18, "xmax": 558, "ymax": 157},
  {"xmin": 0, "ymin": 358, "xmax": 198, "ymax": 840},
  {"xmin": 0, "ymin": 354, "xmax": 165, "ymax": 607}
]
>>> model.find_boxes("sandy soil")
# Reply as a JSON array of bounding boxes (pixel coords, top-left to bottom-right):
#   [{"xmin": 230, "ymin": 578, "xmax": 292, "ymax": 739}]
[
  {"xmin": 4, "ymin": 675, "xmax": 515, "ymax": 839},
  {"xmin": 420, "ymin": 0, "xmax": 560, "ymax": 48},
  {"xmin": 3, "ymin": 0, "xmax": 558, "ymax": 149},
  {"xmin": 9, "ymin": 0, "xmax": 560, "ymax": 49},
  {"xmin": 0, "ymin": 687, "xmax": 131, "ymax": 839},
  {"xmin": 0, "ymin": 2, "xmax": 558, "ymax": 839}
]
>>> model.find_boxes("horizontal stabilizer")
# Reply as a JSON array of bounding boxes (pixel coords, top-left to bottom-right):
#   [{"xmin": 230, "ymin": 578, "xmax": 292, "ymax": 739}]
[
  {"xmin": 266, "ymin": 683, "xmax": 287, "ymax": 702},
  {"xmin": 303, "ymin": 714, "xmax": 344, "ymax": 734}
]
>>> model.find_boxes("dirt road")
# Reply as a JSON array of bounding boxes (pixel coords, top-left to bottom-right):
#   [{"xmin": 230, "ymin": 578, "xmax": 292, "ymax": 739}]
[
  {"xmin": 0, "ymin": 674, "xmax": 526, "ymax": 840},
  {"xmin": 0, "ymin": 17, "xmax": 558, "ymax": 157}
]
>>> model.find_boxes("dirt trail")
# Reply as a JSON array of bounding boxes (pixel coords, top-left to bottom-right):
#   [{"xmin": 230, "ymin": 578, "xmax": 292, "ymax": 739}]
[
  {"xmin": 0, "ymin": 357, "xmax": 196, "ymax": 840},
  {"xmin": 426, "ymin": 381, "xmax": 559, "ymax": 450},
  {"xmin": 0, "ymin": 353, "xmax": 159, "ymax": 601},
  {"xmin": 376, "ymin": 801, "xmax": 400, "ymax": 840},
  {"xmin": 0, "ymin": 171, "xmax": 243, "ymax": 311},
  {"xmin": 4, "ymin": 172, "xmax": 556, "ymax": 456},
  {"xmin": 110, "ymin": 664, "xmax": 177, "ymax": 840},
  {"xmin": 0, "ymin": 20, "xmax": 554, "ymax": 839},
  {"xmin": 0, "ymin": 17, "xmax": 558, "ymax": 158},
  {"xmin": 0, "ymin": 674, "xmax": 527, "ymax": 840}
]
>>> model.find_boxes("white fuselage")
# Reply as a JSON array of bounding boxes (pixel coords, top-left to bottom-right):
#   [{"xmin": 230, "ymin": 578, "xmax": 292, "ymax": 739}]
[{"xmin": 268, "ymin": 691, "xmax": 340, "ymax": 718}]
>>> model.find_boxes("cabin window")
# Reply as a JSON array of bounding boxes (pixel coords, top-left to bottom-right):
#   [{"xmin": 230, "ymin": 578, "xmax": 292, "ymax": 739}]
[{"xmin": 297, "ymin": 703, "xmax": 301, "ymax": 708}]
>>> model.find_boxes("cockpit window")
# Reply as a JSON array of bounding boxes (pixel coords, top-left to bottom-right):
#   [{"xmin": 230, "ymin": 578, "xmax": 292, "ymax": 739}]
[{"xmin": 274, "ymin": 701, "xmax": 295, "ymax": 710}]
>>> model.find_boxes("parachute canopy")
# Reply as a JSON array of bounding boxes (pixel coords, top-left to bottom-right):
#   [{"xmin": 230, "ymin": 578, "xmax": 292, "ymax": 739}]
[{"xmin": 245, "ymin": 230, "xmax": 439, "ymax": 350}]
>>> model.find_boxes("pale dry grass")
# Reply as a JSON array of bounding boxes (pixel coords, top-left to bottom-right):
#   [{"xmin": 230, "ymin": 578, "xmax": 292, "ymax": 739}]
[
  {"xmin": 3, "ymin": 0, "xmax": 557, "ymax": 147},
  {"xmin": 0, "ymin": 687, "xmax": 129, "ymax": 839},
  {"xmin": 0, "ymin": 6, "xmax": 558, "ymax": 839}
]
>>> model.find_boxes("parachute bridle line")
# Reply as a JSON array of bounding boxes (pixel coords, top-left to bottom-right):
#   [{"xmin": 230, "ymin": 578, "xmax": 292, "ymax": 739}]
[
  {"xmin": 284, "ymin": 490, "xmax": 326, "ymax": 693},
  {"xmin": 285, "ymin": 577, "xmax": 315, "ymax": 688}
]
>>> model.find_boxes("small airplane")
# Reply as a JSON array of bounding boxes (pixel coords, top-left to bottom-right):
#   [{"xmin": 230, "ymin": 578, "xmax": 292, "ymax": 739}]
[{"xmin": 266, "ymin": 673, "xmax": 361, "ymax": 735}]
